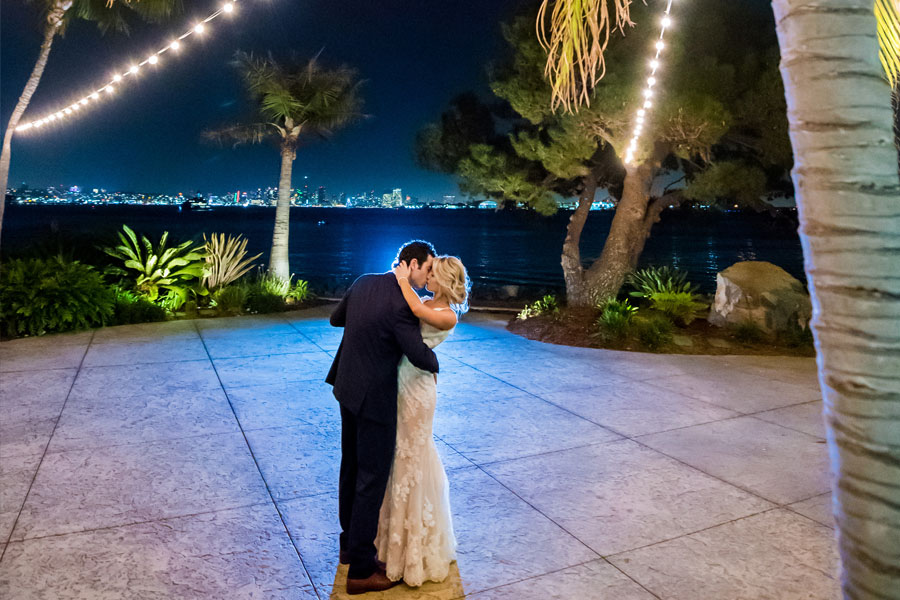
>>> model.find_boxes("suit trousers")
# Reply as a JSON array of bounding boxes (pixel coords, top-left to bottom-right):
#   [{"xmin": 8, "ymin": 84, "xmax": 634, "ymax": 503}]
[{"xmin": 339, "ymin": 405, "xmax": 397, "ymax": 579}]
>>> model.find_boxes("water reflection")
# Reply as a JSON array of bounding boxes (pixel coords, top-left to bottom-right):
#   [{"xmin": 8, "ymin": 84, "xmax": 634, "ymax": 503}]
[
  {"xmin": 4, "ymin": 205, "xmax": 806, "ymax": 295},
  {"xmin": 329, "ymin": 562, "xmax": 466, "ymax": 599}
]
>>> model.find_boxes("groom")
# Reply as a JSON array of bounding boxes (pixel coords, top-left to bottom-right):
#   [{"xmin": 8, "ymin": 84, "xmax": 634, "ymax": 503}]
[{"xmin": 326, "ymin": 240, "xmax": 440, "ymax": 595}]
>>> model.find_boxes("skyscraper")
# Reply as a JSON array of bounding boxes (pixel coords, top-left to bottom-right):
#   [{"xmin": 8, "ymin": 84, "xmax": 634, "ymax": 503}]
[{"xmin": 392, "ymin": 188, "xmax": 402, "ymax": 207}]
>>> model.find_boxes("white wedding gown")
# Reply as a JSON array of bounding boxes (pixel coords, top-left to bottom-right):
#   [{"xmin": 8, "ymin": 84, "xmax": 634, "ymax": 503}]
[{"xmin": 375, "ymin": 314, "xmax": 458, "ymax": 586}]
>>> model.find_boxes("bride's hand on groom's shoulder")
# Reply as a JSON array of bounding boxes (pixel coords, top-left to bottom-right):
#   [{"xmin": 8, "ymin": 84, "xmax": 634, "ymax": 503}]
[{"xmin": 393, "ymin": 261, "xmax": 411, "ymax": 283}]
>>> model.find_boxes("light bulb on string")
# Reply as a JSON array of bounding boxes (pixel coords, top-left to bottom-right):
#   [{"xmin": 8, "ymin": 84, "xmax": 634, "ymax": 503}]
[
  {"xmin": 17, "ymin": 0, "xmax": 249, "ymax": 133},
  {"xmin": 622, "ymin": 0, "xmax": 674, "ymax": 166}
]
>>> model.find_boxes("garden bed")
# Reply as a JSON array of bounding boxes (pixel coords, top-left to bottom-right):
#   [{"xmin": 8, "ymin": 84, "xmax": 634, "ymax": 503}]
[{"xmin": 507, "ymin": 307, "xmax": 815, "ymax": 357}]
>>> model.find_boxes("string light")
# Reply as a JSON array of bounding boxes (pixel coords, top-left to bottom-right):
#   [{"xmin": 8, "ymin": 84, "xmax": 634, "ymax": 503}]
[
  {"xmin": 16, "ymin": 1, "xmax": 242, "ymax": 133},
  {"xmin": 623, "ymin": 0, "xmax": 676, "ymax": 165}
]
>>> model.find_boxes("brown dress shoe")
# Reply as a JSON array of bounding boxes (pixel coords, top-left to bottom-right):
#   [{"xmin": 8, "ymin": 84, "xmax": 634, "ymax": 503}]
[{"xmin": 346, "ymin": 569, "xmax": 401, "ymax": 595}]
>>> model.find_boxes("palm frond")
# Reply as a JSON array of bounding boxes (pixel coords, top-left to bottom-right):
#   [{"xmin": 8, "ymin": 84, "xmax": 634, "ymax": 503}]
[
  {"xmin": 536, "ymin": 0, "xmax": 633, "ymax": 114},
  {"xmin": 67, "ymin": 0, "xmax": 181, "ymax": 35},
  {"xmin": 203, "ymin": 122, "xmax": 273, "ymax": 147},
  {"xmin": 877, "ymin": 0, "xmax": 900, "ymax": 86}
]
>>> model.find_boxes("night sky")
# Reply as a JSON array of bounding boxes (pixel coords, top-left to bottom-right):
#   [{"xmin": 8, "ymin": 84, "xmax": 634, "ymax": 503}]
[{"xmin": 1, "ymin": 0, "xmax": 528, "ymax": 198}]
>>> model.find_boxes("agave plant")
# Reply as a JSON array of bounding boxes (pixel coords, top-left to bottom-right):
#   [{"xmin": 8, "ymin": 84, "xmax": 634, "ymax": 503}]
[
  {"xmin": 103, "ymin": 225, "xmax": 205, "ymax": 306},
  {"xmin": 202, "ymin": 233, "xmax": 261, "ymax": 294}
]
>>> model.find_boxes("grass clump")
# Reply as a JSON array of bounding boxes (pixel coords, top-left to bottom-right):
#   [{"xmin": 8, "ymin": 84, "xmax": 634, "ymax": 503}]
[{"xmin": 595, "ymin": 298, "xmax": 638, "ymax": 340}]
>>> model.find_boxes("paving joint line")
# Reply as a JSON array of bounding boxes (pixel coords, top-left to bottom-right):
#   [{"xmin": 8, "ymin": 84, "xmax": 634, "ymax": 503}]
[
  {"xmin": 3, "ymin": 500, "xmax": 272, "ymax": 545},
  {"xmin": 0, "ymin": 329, "xmax": 96, "ymax": 564},
  {"xmin": 193, "ymin": 320, "xmax": 322, "ymax": 600}
]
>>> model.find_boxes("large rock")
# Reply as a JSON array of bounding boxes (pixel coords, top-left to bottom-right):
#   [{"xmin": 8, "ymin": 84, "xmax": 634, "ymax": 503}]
[{"xmin": 708, "ymin": 261, "xmax": 811, "ymax": 334}]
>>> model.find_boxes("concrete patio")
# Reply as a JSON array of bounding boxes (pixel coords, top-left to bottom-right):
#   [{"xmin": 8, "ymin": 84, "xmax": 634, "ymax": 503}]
[{"xmin": 0, "ymin": 304, "xmax": 839, "ymax": 599}]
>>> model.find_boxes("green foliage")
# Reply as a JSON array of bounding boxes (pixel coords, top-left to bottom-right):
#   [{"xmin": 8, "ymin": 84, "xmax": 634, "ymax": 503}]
[
  {"xmin": 202, "ymin": 233, "xmax": 261, "ymax": 293},
  {"xmin": 256, "ymin": 271, "xmax": 291, "ymax": 296},
  {"xmin": 517, "ymin": 294, "xmax": 560, "ymax": 320},
  {"xmin": 286, "ymin": 279, "xmax": 310, "ymax": 303},
  {"xmin": 112, "ymin": 287, "xmax": 168, "ymax": 325},
  {"xmin": 647, "ymin": 292, "xmax": 708, "ymax": 326},
  {"xmin": 627, "ymin": 266, "xmax": 698, "ymax": 299},
  {"xmin": 205, "ymin": 52, "xmax": 365, "ymax": 153},
  {"xmin": 0, "ymin": 256, "xmax": 114, "ymax": 337},
  {"xmin": 595, "ymin": 298, "xmax": 638, "ymax": 339},
  {"xmin": 733, "ymin": 320, "xmax": 767, "ymax": 344},
  {"xmin": 102, "ymin": 225, "xmax": 205, "ymax": 308},
  {"xmin": 682, "ymin": 161, "xmax": 769, "ymax": 209},
  {"xmin": 779, "ymin": 320, "xmax": 815, "ymax": 348},
  {"xmin": 212, "ymin": 284, "xmax": 250, "ymax": 317},
  {"xmin": 627, "ymin": 267, "xmax": 705, "ymax": 326},
  {"xmin": 245, "ymin": 290, "xmax": 286, "ymax": 314},
  {"xmin": 633, "ymin": 315, "xmax": 674, "ymax": 350}
]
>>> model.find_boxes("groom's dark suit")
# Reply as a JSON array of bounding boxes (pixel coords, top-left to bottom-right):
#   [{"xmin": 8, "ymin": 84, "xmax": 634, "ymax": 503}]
[{"xmin": 326, "ymin": 272, "xmax": 439, "ymax": 580}]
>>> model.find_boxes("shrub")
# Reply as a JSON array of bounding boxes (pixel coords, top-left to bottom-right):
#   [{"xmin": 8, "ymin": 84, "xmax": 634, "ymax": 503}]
[
  {"xmin": 0, "ymin": 256, "xmax": 114, "ymax": 337},
  {"xmin": 647, "ymin": 291, "xmax": 707, "ymax": 326},
  {"xmin": 627, "ymin": 266, "xmax": 698, "ymax": 299},
  {"xmin": 595, "ymin": 298, "xmax": 638, "ymax": 339},
  {"xmin": 202, "ymin": 233, "xmax": 261, "ymax": 293},
  {"xmin": 103, "ymin": 225, "xmax": 205, "ymax": 308},
  {"xmin": 213, "ymin": 284, "xmax": 250, "ymax": 316},
  {"xmin": 245, "ymin": 289, "xmax": 285, "ymax": 314},
  {"xmin": 286, "ymin": 279, "xmax": 310, "ymax": 303},
  {"xmin": 517, "ymin": 294, "xmax": 560, "ymax": 320},
  {"xmin": 780, "ymin": 320, "xmax": 814, "ymax": 348},
  {"xmin": 633, "ymin": 314, "xmax": 674, "ymax": 350},
  {"xmin": 112, "ymin": 287, "xmax": 168, "ymax": 325},
  {"xmin": 733, "ymin": 320, "xmax": 767, "ymax": 344}
]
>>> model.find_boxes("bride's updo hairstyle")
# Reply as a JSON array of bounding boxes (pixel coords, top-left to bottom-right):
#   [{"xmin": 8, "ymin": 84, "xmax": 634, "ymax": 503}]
[{"xmin": 431, "ymin": 256, "xmax": 471, "ymax": 315}]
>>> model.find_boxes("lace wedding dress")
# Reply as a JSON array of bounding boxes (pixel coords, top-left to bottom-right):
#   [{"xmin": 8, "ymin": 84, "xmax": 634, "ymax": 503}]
[{"xmin": 375, "ymin": 314, "xmax": 458, "ymax": 586}]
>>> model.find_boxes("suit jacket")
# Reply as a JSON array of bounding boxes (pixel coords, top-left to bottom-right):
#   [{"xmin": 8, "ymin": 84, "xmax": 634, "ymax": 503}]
[{"xmin": 326, "ymin": 272, "xmax": 439, "ymax": 425}]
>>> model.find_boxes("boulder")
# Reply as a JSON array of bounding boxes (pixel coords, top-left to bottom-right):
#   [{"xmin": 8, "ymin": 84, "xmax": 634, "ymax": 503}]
[{"xmin": 708, "ymin": 261, "xmax": 811, "ymax": 334}]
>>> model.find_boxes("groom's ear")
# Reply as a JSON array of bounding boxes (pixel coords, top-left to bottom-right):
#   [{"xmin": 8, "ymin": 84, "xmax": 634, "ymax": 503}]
[{"xmin": 408, "ymin": 258, "xmax": 419, "ymax": 270}]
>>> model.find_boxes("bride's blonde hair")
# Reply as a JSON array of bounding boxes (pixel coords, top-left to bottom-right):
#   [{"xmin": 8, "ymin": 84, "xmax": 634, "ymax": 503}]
[{"xmin": 431, "ymin": 255, "xmax": 471, "ymax": 314}]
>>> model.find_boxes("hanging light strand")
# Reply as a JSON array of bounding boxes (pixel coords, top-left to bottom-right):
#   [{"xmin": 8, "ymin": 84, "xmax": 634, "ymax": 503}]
[
  {"xmin": 623, "ymin": 0, "xmax": 675, "ymax": 165},
  {"xmin": 16, "ymin": 1, "xmax": 240, "ymax": 134}
]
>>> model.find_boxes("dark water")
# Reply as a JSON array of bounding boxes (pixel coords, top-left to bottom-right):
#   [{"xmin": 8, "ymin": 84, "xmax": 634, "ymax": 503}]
[{"xmin": 2, "ymin": 204, "xmax": 805, "ymax": 297}]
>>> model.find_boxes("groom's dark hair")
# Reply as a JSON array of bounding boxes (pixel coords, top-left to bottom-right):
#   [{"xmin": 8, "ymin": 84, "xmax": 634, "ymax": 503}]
[{"xmin": 396, "ymin": 240, "xmax": 436, "ymax": 267}]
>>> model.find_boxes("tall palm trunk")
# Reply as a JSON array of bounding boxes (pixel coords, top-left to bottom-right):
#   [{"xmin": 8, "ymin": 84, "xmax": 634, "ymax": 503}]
[
  {"xmin": 772, "ymin": 1, "xmax": 900, "ymax": 598},
  {"xmin": 269, "ymin": 142, "xmax": 296, "ymax": 281},
  {"xmin": 0, "ymin": 0, "xmax": 71, "ymax": 251}
]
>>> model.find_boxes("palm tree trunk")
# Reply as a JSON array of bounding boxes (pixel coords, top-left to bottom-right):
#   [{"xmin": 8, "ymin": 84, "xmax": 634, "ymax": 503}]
[
  {"xmin": 560, "ymin": 174, "xmax": 598, "ymax": 305},
  {"xmin": 0, "ymin": 0, "xmax": 71, "ymax": 251},
  {"xmin": 772, "ymin": 1, "xmax": 900, "ymax": 598},
  {"xmin": 269, "ymin": 145, "xmax": 295, "ymax": 281}
]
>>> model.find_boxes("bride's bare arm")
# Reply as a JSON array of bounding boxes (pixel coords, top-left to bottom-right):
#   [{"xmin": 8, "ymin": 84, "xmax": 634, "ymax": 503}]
[{"xmin": 393, "ymin": 265, "xmax": 457, "ymax": 331}]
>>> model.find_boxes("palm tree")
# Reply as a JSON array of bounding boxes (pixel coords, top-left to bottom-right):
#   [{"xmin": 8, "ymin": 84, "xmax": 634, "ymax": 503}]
[
  {"xmin": 770, "ymin": 0, "xmax": 900, "ymax": 597},
  {"xmin": 206, "ymin": 51, "xmax": 364, "ymax": 281},
  {"xmin": 542, "ymin": 1, "xmax": 900, "ymax": 596},
  {"xmin": 0, "ymin": 0, "xmax": 181, "ymax": 248}
]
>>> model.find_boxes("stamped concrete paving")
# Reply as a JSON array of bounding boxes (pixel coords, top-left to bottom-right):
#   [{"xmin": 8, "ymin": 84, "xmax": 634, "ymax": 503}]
[{"xmin": 0, "ymin": 305, "xmax": 840, "ymax": 599}]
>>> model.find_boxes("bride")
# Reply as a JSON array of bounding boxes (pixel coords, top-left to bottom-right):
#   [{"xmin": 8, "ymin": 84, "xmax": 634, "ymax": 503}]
[{"xmin": 374, "ymin": 254, "xmax": 470, "ymax": 587}]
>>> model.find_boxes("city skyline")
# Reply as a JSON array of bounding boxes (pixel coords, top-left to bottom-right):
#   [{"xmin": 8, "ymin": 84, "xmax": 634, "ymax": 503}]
[{"xmin": 1, "ymin": 0, "xmax": 528, "ymax": 198}]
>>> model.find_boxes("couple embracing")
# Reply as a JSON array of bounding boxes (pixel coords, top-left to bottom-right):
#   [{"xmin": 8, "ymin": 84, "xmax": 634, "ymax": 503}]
[{"xmin": 326, "ymin": 240, "xmax": 470, "ymax": 595}]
